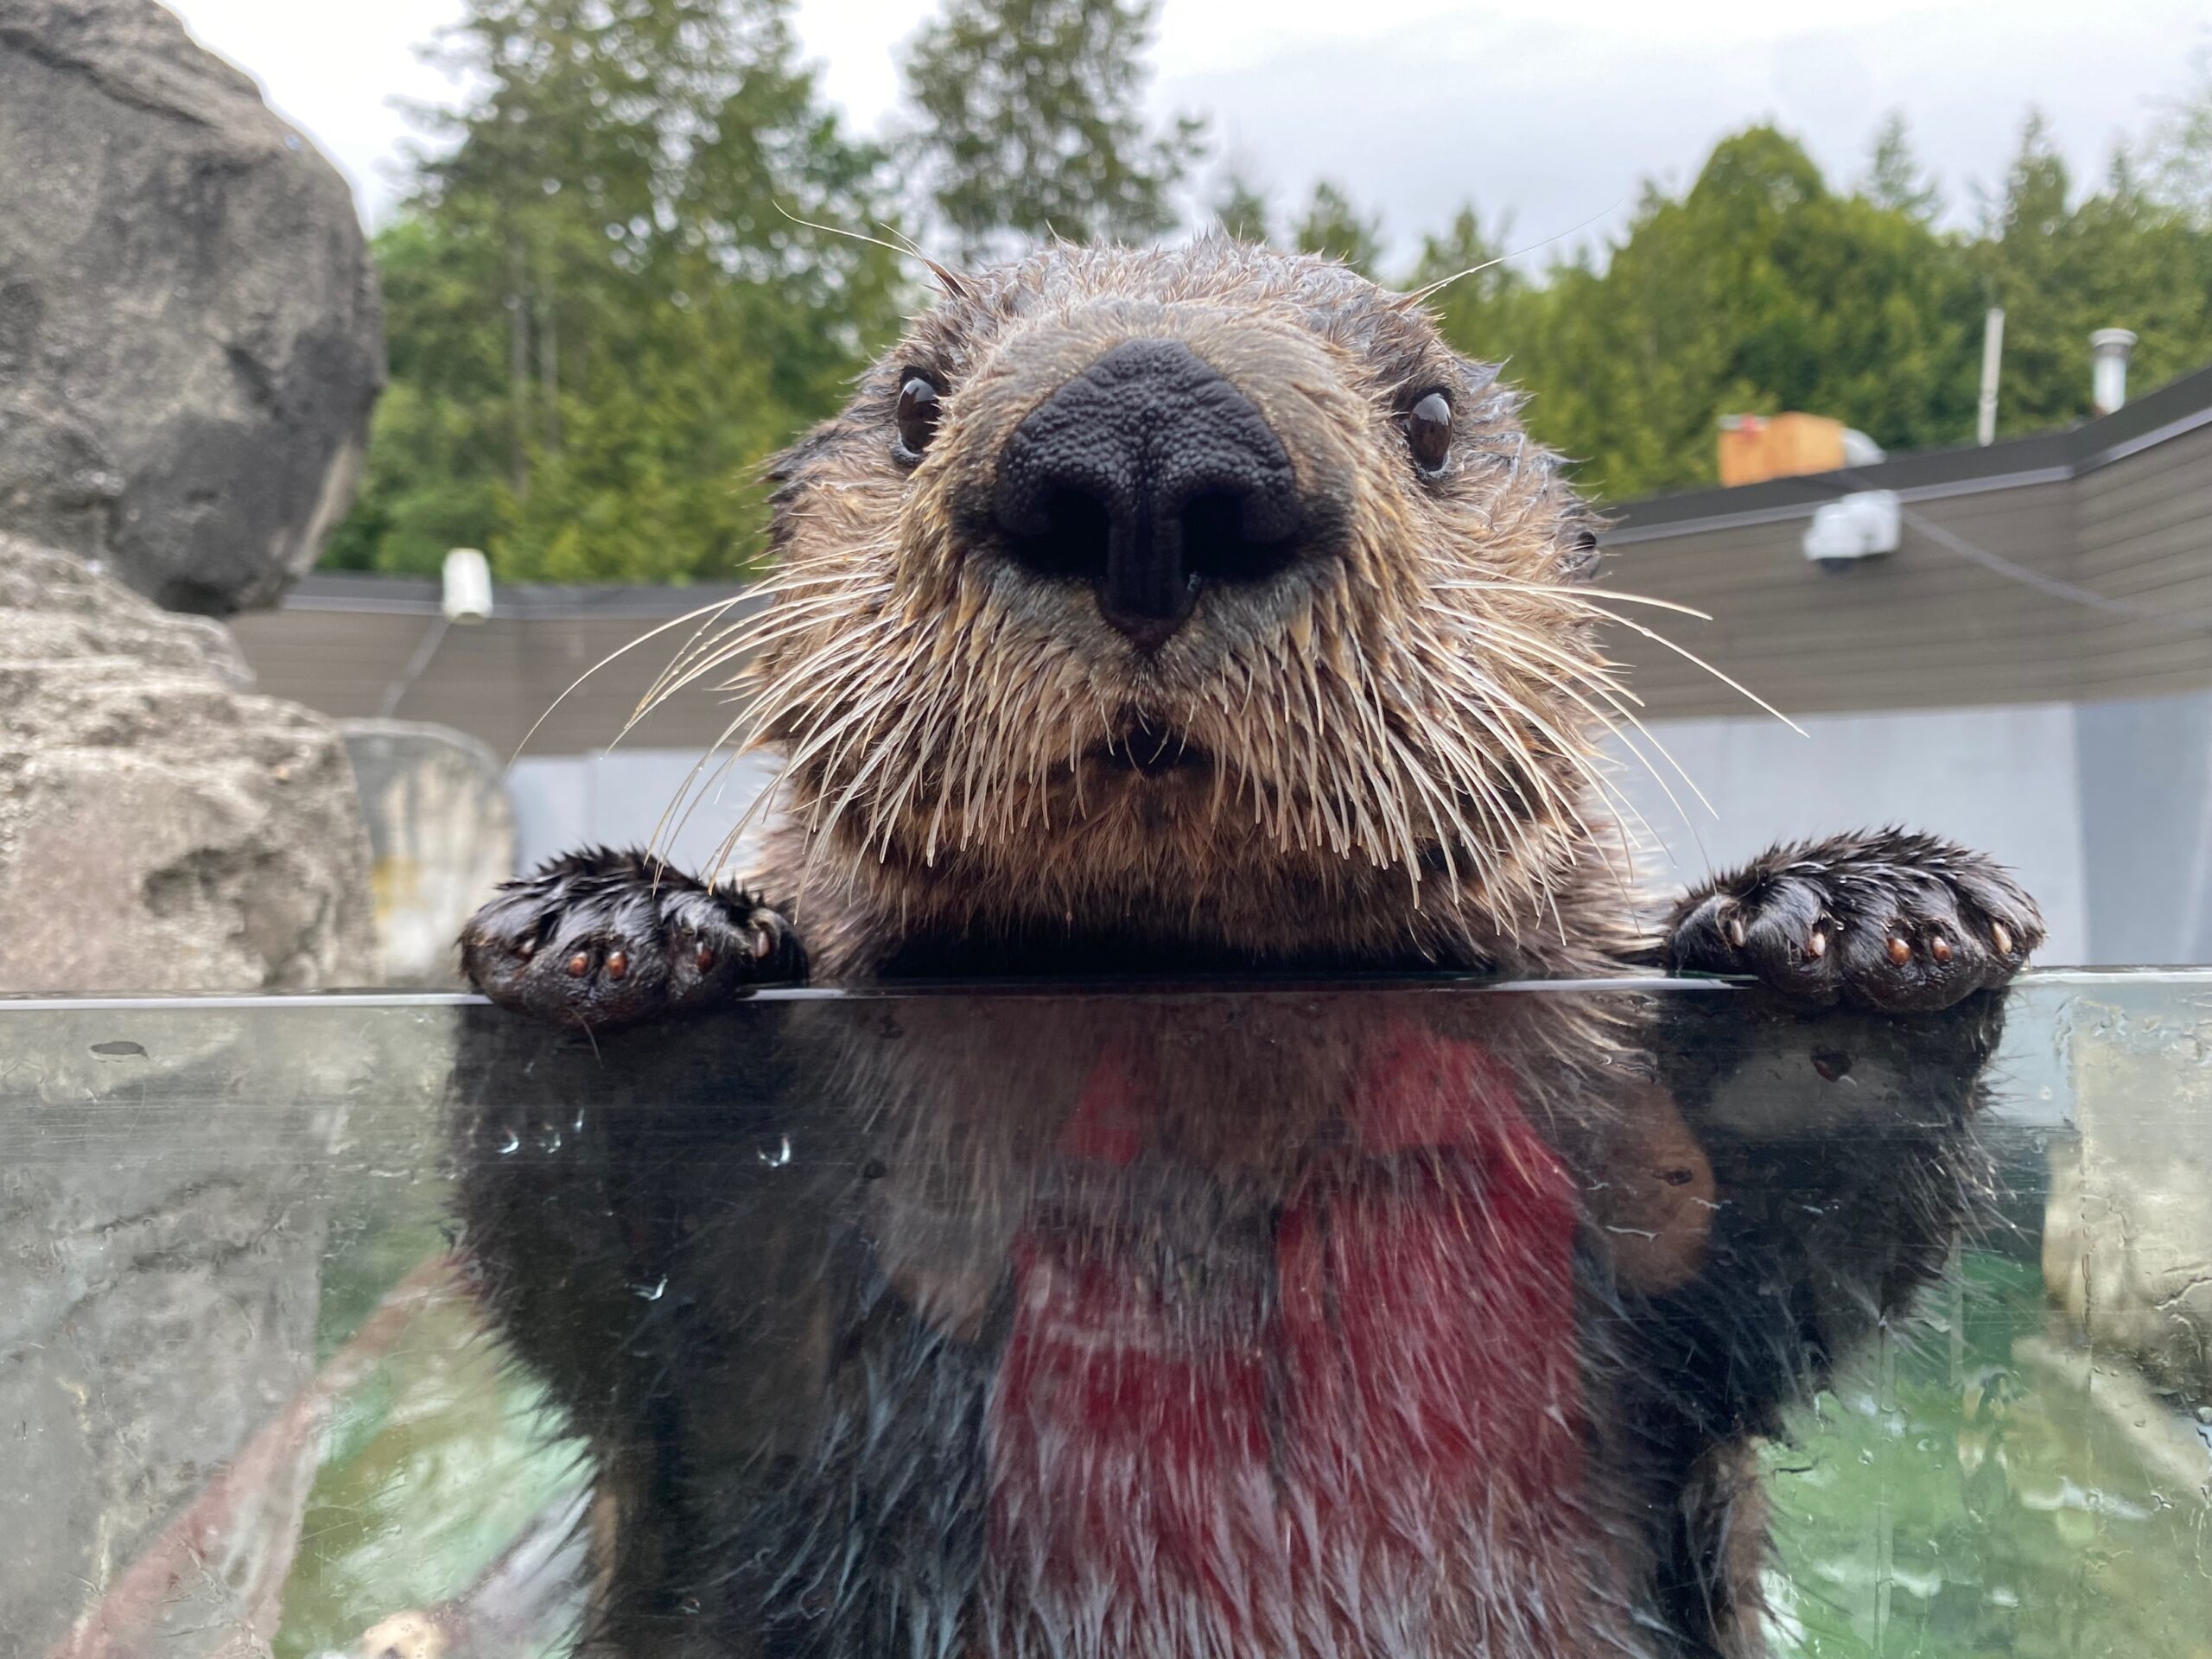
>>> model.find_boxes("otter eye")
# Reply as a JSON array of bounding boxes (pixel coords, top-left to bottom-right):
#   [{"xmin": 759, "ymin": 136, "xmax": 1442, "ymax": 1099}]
[
  {"xmin": 1406, "ymin": 390, "xmax": 1452, "ymax": 473},
  {"xmin": 896, "ymin": 374, "xmax": 943, "ymax": 456}
]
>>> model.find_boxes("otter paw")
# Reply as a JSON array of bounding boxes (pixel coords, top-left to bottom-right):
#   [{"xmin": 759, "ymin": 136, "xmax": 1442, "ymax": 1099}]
[
  {"xmin": 460, "ymin": 848, "xmax": 804, "ymax": 1029},
  {"xmin": 1663, "ymin": 829, "xmax": 2042, "ymax": 1011}
]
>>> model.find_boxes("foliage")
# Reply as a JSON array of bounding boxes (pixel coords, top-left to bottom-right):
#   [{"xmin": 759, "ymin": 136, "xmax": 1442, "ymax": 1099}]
[
  {"xmin": 901, "ymin": 0, "xmax": 1205, "ymax": 264},
  {"xmin": 1292, "ymin": 180, "xmax": 1383, "ymax": 276},
  {"xmin": 1862, "ymin": 109, "xmax": 1943, "ymax": 222},
  {"xmin": 327, "ymin": 0, "xmax": 905, "ymax": 582},
  {"xmin": 329, "ymin": 14, "xmax": 2212, "ymax": 575},
  {"xmin": 1210, "ymin": 166, "xmax": 1274, "ymax": 245},
  {"xmin": 1422, "ymin": 119, "xmax": 2212, "ymax": 502},
  {"xmin": 2149, "ymin": 41, "xmax": 2212, "ymax": 226},
  {"xmin": 1968, "ymin": 112, "xmax": 2212, "ymax": 436}
]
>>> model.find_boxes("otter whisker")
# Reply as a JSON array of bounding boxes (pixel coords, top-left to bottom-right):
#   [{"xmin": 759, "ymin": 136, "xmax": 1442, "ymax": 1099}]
[
  {"xmin": 1463, "ymin": 638, "xmax": 1694, "ymax": 810},
  {"xmin": 1433, "ymin": 654, "xmax": 1655, "ymax": 892},
  {"xmin": 1350, "ymin": 659, "xmax": 1493, "ymax": 880},
  {"xmin": 1439, "ymin": 580, "xmax": 1714, "ymax": 624},
  {"xmin": 647, "ymin": 741, "xmax": 743, "ymax": 869},
  {"xmin": 1569, "ymin": 605, "xmax": 1806, "ymax": 736},
  {"xmin": 1475, "ymin": 655, "xmax": 1700, "ymax": 869},
  {"xmin": 512, "ymin": 591, "xmax": 755, "ymax": 764},
  {"xmin": 1433, "ymin": 673, "xmax": 1610, "ymax": 885},
  {"xmin": 1480, "ymin": 636, "xmax": 1715, "ymax": 822},
  {"xmin": 772, "ymin": 200, "xmax": 972, "ymax": 300},
  {"xmin": 626, "ymin": 609, "xmax": 762, "ymax": 738},
  {"xmin": 1389, "ymin": 202, "xmax": 1620, "ymax": 311}
]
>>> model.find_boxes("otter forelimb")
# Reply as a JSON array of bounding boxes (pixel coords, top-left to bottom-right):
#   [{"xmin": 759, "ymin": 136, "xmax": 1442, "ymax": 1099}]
[
  {"xmin": 1663, "ymin": 829, "xmax": 2044, "ymax": 1011},
  {"xmin": 461, "ymin": 848, "xmax": 804, "ymax": 1028}
]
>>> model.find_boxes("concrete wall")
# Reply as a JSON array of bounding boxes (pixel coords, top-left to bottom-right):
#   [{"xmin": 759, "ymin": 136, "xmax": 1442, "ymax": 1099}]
[
  {"xmin": 1618, "ymin": 704, "xmax": 2091, "ymax": 964},
  {"xmin": 2076, "ymin": 689, "xmax": 2212, "ymax": 964},
  {"xmin": 509, "ymin": 747, "xmax": 780, "ymax": 879},
  {"xmin": 494, "ymin": 692, "xmax": 2212, "ymax": 968},
  {"xmin": 1618, "ymin": 691, "xmax": 2212, "ymax": 969}
]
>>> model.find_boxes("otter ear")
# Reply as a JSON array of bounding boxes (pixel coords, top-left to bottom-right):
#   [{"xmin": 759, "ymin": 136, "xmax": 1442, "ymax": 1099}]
[
  {"xmin": 1455, "ymin": 358, "xmax": 1504, "ymax": 398},
  {"xmin": 1559, "ymin": 523, "xmax": 1604, "ymax": 582},
  {"xmin": 763, "ymin": 419, "xmax": 849, "ymax": 556}
]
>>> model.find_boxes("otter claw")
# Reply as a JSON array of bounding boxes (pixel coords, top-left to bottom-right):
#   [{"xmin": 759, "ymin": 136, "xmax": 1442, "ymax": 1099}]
[
  {"xmin": 1664, "ymin": 829, "xmax": 2042, "ymax": 1011},
  {"xmin": 461, "ymin": 849, "xmax": 806, "ymax": 1029}
]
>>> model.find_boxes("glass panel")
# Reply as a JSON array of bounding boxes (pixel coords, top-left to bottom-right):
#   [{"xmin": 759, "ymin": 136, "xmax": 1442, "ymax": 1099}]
[{"xmin": 3, "ymin": 975, "xmax": 2208, "ymax": 1658}]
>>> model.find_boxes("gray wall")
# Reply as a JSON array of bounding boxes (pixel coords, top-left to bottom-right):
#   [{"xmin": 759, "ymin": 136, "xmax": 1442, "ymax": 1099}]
[
  {"xmin": 499, "ymin": 692, "xmax": 2212, "ymax": 968},
  {"xmin": 1618, "ymin": 706, "xmax": 2090, "ymax": 963},
  {"xmin": 510, "ymin": 747, "xmax": 780, "ymax": 880},
  {"xmin": 2076, "ymin": 689, "xmax": 2212, "ymax": 964},
  {"xmin": 1617, "ymin": 692, "xmax": 2212, "ymax": 968}
]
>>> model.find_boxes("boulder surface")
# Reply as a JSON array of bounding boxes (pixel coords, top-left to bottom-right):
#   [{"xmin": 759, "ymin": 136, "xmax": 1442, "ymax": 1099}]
[
  {"xmin": 0, "ymin": 536, "xmax": 376, "ymax": 992},
  {"xmin": 0, "ymin": 0, "xmax": 383, "ymax": 614}
]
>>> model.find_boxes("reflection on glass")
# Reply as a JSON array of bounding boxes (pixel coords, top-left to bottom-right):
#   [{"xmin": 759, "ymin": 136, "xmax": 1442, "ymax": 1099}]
[{"xmin": 3, "ymin": 977, "xmax": 2209, "ymax": 1658}]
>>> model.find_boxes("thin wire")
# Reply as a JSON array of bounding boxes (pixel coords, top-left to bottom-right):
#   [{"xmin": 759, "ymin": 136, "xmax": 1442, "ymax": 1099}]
[
  {"xmin": 1783, "ymin": 464, "xmax": 2212, "ymax": 632},
  {"xmin": 378, "ymin": 614, "xmax": 452, "ymax": 718}
]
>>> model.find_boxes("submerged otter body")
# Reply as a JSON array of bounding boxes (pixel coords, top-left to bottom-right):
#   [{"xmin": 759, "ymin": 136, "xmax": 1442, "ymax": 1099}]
[{"xmin": 457, "ymin": 239, "xmax": 2045, "ymax": 1657}]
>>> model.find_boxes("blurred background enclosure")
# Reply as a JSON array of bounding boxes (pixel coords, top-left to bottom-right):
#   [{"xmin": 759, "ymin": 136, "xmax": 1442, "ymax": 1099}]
[{"xmin": 260, "ymin": 0, "xmax": 2212, "ymax": 583}]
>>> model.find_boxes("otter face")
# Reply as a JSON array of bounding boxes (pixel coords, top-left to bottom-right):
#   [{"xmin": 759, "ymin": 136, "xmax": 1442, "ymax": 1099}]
[{"xmin": 744, "ymin": 240, "xmax": 1618, "ymax": 960}]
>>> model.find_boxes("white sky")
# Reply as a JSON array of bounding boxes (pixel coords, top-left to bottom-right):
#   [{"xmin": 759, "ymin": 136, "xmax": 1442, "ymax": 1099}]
[{"xmin": 165, "ymin": 0, "xmax": 2209, "ymax": 265}]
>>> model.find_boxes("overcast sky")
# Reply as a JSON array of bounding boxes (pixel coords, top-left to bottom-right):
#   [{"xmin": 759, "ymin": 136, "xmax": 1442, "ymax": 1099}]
[{"xmin": 166, "ymin": 0, "xmax": 2209, "ymax": 266}]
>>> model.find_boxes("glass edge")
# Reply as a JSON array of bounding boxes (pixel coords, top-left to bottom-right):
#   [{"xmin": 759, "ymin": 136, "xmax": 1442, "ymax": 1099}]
[{"xmin": 0, "ymin": 965, "xmax": 2196, "ymax": 1014}]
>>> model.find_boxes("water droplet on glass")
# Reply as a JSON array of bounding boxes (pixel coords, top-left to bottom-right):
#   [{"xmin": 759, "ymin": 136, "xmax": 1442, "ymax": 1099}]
[
  {"xmin": 632, "ymin": 1277, "xmax": 667, "ymax": 1301},
  {"xmin": 497, "ymin": 1129, "xmax": 519, "ymax": 1155},
  {"xmin": 760, "ymin": 1134, "xmax": 793, "ymax": 1167}
]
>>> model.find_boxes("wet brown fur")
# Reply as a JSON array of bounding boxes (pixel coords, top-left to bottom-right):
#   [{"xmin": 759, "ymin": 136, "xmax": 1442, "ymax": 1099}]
[
  {"xmin": 671, "ymin": 238, "xmax": 1651, "ymax": 981},
  {"xmin": 459, "ymin": 238, "xmax": 2038, "ymax": 1659}
]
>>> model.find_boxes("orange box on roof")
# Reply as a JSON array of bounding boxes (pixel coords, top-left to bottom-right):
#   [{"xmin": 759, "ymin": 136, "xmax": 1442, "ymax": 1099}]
[{"xmin": 1717, "ymin": 412, "xmax": 1847, "ymax": 487}]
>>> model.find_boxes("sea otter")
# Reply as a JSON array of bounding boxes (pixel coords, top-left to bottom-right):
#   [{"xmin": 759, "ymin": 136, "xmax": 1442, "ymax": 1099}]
[{"xmin": 453, "ymin": 238, "xmax": 2044, "ymax": 1658}]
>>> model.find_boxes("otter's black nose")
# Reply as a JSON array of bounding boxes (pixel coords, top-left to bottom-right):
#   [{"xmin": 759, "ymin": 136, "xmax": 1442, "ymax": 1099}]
[{"xmin": 993, "ymin": 339, "xmax": 1303, "ymax": 648}]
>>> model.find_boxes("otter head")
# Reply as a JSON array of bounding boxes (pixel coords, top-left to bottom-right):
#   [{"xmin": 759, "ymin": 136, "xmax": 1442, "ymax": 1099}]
[{"xmin": 743, "ymin": 239, "xmax": 1620, "ymax": 969}]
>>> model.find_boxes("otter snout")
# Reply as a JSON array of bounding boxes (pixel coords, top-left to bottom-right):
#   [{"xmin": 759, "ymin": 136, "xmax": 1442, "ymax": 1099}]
[{"xmin": 991, "ymin": 339, "xmax": 1304, "ymax": 649}]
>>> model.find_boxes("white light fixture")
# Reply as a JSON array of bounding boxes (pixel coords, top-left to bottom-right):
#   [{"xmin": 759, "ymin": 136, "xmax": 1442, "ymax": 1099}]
[
  {"xmin": 1803, "ymin": 491, "xmax": 1901, "ymax": 567},
  {"xmin": 442, "ymin": 548, "xmax": 493, "ymax": 623},
  {"xmin": 2090, "ymin": 328, "xmax": 2137, "ymax": 417}
]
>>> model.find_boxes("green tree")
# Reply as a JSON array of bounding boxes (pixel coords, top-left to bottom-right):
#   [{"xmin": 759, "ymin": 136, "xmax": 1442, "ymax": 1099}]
[
  {"xmin": 901, "ymin": 0, "xmax": 1205, "ymax": 264},
  {"xmin": 1293, "ymin": 180, "xmax": 1383, "ymax": 276},
  {"xmin": 1211, "ymin": 167, "xmax": 1274, "ymax": 245},
  {"xmin": 327, "ymin": 0, "xmax": 904, "ymax": 582},
  {"xmin": 2150, "ymin": 42, "xmax": 2212, "ymax": 225},
  {"xmin": 1863, "ymin": 110, "xmax": 1942, "ymax": 221},
  {"xmin": 1429, "ymin": 126, "xmax": 1982, "ymax": 501},
  {"xmin": 1971, "ymin": 113, "xmax": 2212, "ymax": 435}
]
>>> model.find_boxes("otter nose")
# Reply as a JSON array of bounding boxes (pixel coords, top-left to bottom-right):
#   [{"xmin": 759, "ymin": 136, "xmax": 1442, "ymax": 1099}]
[{"xmin": 993, "ymin": 339, "xmax": 1303, "ymax": 648}]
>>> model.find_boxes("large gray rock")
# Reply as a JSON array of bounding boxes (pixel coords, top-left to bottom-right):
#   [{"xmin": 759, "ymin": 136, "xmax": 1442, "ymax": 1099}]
[
  {"xmin": 0, "ymin": 537, "xmax": 376, "ymax": 990},
  {"xmin": 0, "ymin": 538, "xmax": 381, "ymax": 1657},
  {"xmin": 0, "ymin": 0, "xmax": 383, "ymax": 614},
  {"xmin": 342, "ymin": 719, "xmax": 518, "ymax": 987}
]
